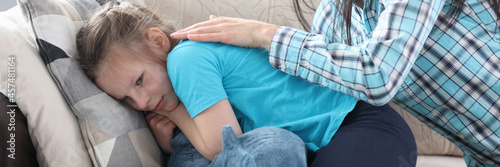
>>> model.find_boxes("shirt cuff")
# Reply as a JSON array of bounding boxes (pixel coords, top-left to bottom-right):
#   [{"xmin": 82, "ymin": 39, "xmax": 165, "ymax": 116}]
[{"xmin": 268, "ymin": 26, "xmax": 309, "ymax": 76}]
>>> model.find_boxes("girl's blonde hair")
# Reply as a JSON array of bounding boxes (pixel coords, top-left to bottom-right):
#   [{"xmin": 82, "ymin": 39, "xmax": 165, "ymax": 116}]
[{"xmin": 76, "ymin": 2, "xmax": 178, "ymax": 81}]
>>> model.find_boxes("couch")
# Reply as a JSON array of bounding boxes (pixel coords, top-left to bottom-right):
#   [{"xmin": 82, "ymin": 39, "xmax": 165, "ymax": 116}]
[{"xmin": 0, "ymin": 0, "xmax": 467, "ymax": 166}]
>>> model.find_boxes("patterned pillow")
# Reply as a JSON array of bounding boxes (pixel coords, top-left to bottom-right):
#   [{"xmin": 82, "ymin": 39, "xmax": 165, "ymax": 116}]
[
  {"xmin": 17, "ymin": 0, "xmax": 163, "ymax": 166},
  {"xmin": 0, "ymin": 5, "xmax": 93, "ymax": 166}
]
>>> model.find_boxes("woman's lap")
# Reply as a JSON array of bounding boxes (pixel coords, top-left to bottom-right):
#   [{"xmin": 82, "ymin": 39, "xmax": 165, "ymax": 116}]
[{"xmin": 309, "ymin": 101, "xmax": 417, "ymax": 167}]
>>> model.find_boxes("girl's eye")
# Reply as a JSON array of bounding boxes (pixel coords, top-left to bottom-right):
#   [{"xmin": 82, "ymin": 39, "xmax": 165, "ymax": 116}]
[{"xmin": 136, "ymin": 74, "xmax": 143, "ymax": 86}]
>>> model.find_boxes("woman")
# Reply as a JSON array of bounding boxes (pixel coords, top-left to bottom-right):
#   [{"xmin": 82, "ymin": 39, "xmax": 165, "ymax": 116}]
[
  {"xmin": 171, "ymin": 0, "xmax": 500, "ymax": 166},
  {"xmin": 77, "ymin": 2, "xmax": 416, "ymax": 166}
]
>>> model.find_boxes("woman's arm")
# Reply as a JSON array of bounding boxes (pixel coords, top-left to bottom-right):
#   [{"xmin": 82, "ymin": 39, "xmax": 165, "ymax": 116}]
[
  {"xmin": 269, "ymin": 0, "xmax": 445, "ymax": 105},
  {"xmin": 172, "ymin": 0, "xmax": 445, "ymax": 105},
  {"xmin": 158, "ymin": 99, "xmax": 241, "ymax": 161}
]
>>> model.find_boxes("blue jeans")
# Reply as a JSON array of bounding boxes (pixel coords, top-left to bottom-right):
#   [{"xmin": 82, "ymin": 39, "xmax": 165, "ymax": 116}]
[{"xmin": 167, "ymin": 126, "xmax": 307, "ymax": 167}]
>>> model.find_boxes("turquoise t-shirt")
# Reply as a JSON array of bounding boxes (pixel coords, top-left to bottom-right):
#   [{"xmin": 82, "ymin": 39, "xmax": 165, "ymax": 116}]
[{"xmin": 167, "ymin": 40, "xmax": 357, "ymax": 151}]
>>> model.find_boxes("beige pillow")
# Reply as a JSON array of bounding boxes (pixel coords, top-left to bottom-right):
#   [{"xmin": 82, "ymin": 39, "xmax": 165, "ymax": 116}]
[
  {"xmin": 390, "ymin": 102, "xmax": 463, "ymax": 156},
  {"xmin": 0, "ymin": 6, "xmax": 92, "ymax": 166}
]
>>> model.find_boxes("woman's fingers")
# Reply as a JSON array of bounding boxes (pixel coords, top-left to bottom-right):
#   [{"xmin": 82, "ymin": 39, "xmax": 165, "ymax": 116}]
[
  {"xmin": 172, "ymin": 16, "xmax": 278, "ymax": 49},
  {"xmin": 187, "ymin": 33, "xmax": 223, "ymax": 42},
  {"xmin": 180, "ymin": 24, "xmax": 228, "ymax": 42},
  {"xmin": 171, "ymin": 16, "xmax": 243, "ymax": 39},
  {"xmin": 171, "ymin": 17, "xmax": 227, "ymax": 39}
]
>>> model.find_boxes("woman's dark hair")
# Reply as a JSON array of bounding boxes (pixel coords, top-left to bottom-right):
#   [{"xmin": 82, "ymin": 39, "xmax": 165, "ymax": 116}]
[
  {"xmin": 294, "ymin": 0, "xmax": 500, "ymax": 45},
  {"xmin": 293, "ymin": 0, "xmax": 316, "ymax": 32}
]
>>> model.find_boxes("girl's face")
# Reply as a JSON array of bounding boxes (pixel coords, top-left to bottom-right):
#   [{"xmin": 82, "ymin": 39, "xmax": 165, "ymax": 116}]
[{"xmin": 94, "ymin": 45, "xmax": 179, "ymax": 112}]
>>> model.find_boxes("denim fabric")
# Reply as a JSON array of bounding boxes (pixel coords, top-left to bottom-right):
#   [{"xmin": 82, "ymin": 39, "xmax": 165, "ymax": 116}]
[
  {"xmin": 210, "ymin": 126, "xmax": 307, "ymax": 167},
  {"xmin": 167, "ymin": 132, "xmax": 211, "ymax": 167},
  {"xmin": 168, "ymin": 126, "xmax": 307, "ymax": 167}
]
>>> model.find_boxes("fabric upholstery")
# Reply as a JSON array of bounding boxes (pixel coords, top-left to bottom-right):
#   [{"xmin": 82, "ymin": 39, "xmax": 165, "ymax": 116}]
[
  {"xmin": 144, "ymin": 0, "xmax": 319, "ymax": 32},
  {"xmin": 0, "ymin": 6, "xmax": 92, "ymax": 166}
]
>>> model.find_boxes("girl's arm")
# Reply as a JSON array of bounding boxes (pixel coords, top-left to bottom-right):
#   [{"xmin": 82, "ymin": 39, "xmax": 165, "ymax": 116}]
[{"xmin": 159, "ymin": 99, "xmax": 241, "ymax": 161}]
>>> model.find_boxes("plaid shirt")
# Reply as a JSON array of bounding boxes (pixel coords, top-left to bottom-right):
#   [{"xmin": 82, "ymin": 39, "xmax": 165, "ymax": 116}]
[{"xmin": 269, "ymin": 0, "xmax": 500, "ymax": 165}]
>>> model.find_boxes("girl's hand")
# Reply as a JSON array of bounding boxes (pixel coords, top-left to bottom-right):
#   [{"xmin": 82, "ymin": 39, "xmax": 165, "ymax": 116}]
[
  {"xmin": 146, "ymin": 112, "xmax": 177, "ymax": 154},
  {"xmin": 170, "ymin": 16, "xmax": 279, "ymax": 50}
]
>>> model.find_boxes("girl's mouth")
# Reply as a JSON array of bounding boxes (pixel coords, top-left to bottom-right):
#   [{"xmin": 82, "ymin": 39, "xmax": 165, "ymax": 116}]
[{"xmin": 153, "ymin": 96, "xmax": 165, "ymax": 111}]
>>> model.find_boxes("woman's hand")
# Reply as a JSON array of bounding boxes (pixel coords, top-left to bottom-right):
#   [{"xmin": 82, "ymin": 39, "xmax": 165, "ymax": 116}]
[
  {"xmin": 170, "ymin": 16, "xmax": 279, "ymax": 50},
  {"xmin": 146, "ymin": 112, "xmax": 177, "ymax": 154}
]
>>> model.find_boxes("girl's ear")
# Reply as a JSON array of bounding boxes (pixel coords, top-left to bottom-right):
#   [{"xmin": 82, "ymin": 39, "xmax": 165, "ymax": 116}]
[{"xmin": 146, "ymin": 28, "xmax": 171, "ymax": 53}]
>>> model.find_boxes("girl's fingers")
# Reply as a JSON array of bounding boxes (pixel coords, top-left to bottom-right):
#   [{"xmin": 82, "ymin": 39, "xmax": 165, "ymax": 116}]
[
  {"xmin": 158, "ymin": 115, "xmax": 175, "ymax": 126},
  {"xmin": 153, "ymin": 110, "xmax": 167, "ymax": 117},
  {"xmin": 147, "ymin": 112, "xmax": 172, "ymax": 125},
  {"xmin": 164, "ymin": 119, "xmax": 177, "ymax": 129},
  {"xmin": 145, "ymin": 112, "xmax": 159, "ymax": 121}
]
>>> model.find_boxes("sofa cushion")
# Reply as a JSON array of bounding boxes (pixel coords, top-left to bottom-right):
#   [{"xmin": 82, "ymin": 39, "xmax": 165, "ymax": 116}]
[
  {"xmin": 16, "ymin": 0, "xmax": 163, "ymax": 166},
  {"xmin": 0, "ymin": 6, "xmax": 92, "ymax": 166},
  {"xmin": 416, "ymin": 155, "xmax": 467, "ymax": 167}
]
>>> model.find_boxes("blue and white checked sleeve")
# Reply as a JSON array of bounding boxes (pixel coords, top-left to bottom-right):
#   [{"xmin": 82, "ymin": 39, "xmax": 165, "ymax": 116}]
[{"xmin": 269, "ymin": 0, "xmax": 445, "ymax": 105}]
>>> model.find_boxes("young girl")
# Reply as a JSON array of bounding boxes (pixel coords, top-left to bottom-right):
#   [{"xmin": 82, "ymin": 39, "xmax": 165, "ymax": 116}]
[{"xmin": 77, "ymin": 2, "xmax": 416, "ymax": 166}]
